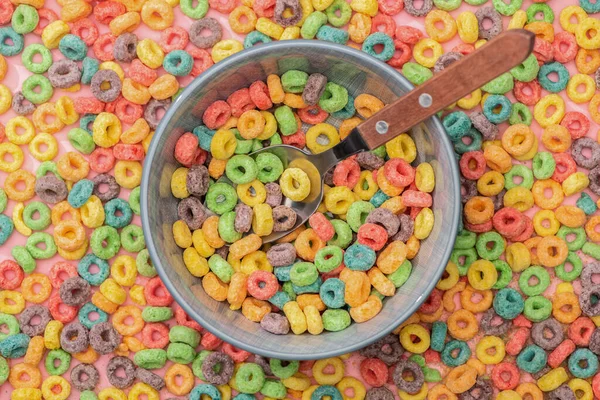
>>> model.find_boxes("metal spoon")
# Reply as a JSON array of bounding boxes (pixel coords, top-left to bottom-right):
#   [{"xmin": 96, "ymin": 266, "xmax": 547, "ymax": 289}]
[{"xmin": 214, "ymin": 30, "xmax": 535, "ymax": 243}]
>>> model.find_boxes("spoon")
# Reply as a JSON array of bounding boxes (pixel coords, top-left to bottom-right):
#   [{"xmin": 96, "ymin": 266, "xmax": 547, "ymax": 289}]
[{"xmin": 216, "ymin": 29, "xmax": 535, "ymax": 243}]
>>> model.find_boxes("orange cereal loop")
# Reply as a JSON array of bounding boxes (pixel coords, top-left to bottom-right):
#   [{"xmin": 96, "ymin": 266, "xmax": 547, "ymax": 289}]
[
  {"xmin": 445, "ymin": 364, "xmax": 477, "ymax": 394},
  {"xmin": 165, "ymin": 363, "xmax": 195, "ymax": 396},
  {"xmin": 536, "ymin": 235, "xmax": 568, "ymax": 268},
  {"xmin": 524, "ymin": 236, "xmax": 542, "ymax": 265},
  {"xmin": 73, "ymin": 346, "xmax": 100, "ymax": 363},
  {"xmin": 202, "ymin": 216, "xmax": 226, "ymax": 249},
  {"xmin": 427, "ymin": 384, "xmax": 458, "ymax": 400},
  {"xmin": 443, "ymin": 281, "xmax": 466, "ymax": 312},
  {"xmin": 531, "ymin": 179, "xmax": 564, "ymax": 210},
  {"xmin": 339, "ymin": 117, "xmax": 361, "ymax": 140},
  {"xmin": 208, "ymin": 158, "xmax": 227, "ymax": 179},
  {"xmin": 483, "ymin": 145, "xmax": 512, "ymax": 173},
  {"xmin": 501, "ymin": 124, "xmax": 535, "ymax": 157},
  {"xmin": 229, "ymin": 234, "xmax": 262, "ymax": 259},
  {"xmin": 354, "ymin": 94, "xmax": 384, "ymax": 118},
  {"xmin": 51, "ymin": 201, "xmax": 81, "ymax": 226},
  {"xmin": 524, "ymin": 21, "xmax": 554, "ymax": 42},
  {"xmin": 349, "ymin": 295, "xmax": 382, "ymax": 323},
  {"xmin": 541, "ymin": 124, "xmax": 571, "ymax": 153},
  {"xmin": 202, "ymin": 272, "xmax": 229, "ymax": 301},
  {"xmin": 4, "ymin": 170, "xmax": 35, "ymax": 202},
  {"xmin": 294, "ymin": 228, "xmax": 324, "ymax": 262},
  {"xmin": 9, "ymin": 363, "xmax": 42, "ymax": 388},
  {"xmin": 21, "ymin": 273, "xmax": 52, "ymax": 303},
  {"xmin": 552, "ymin": 291, "xmax": 581, "ymax": 324},
  {"xmin": 576, "ymin": 48, "xmax": 600, "ymax": 75},
  {"xmin": 297, "ymin": 294, "xmax": 326, "ymax": 311},
  {"xmin": 56, "ymin": 152, "xmax": 90, "ymax": 182},
  {"xmin": 340, "ymin": 268, "xmax": 370, "ymax": 308},
  {"xmin": 418, "ymin": 302, "xmax": 443, "ymax": 323},
  {"xmin": 460, "ymin": 285, "xmax": 493, "ymax": 313},
  {"xmin": 463, "ymin": 196, "xmax": 494, "ymax": 225},
  {"xmin": 32, "ymin": 102, "xmax": 64, "ymax": 133},
  {"xmin": 23, "ymin": 336, "xmax": 45, "ymax": 366},
  {"xmin": 447, "ymin": 309, "xmax": 479, "ymax": 341},
  {"xmin": 277, "ymin": 225, "xmax": 307, "ymax": 244},
  {"xmin": 267, "ymin": 74, "xmax": 285, "ymax": 104},
  {"xmin": 112, "ymin": 305, "xmax": 143, "ymax": 335},
  {"xmin": 585, "ymin": 216, "xmax": 600, "ymax": 242},
  {"xmin": 241, "ymin": 298, "xmax": 271, "ymax": 322},
  {"xmin": 92, "ymin": 291, "xmax": 119, "ymax": 314},
  {"xmin": 405, "ymin": 236, "xmax": 420, "ymax": 260}
]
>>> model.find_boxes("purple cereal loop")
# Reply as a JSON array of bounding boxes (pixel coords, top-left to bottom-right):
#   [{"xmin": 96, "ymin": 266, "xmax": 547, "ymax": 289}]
[
  {"xmin": 90, "ymin": 69, "xmax": 122, "ymax": 103},
  {"xmin": 365, "ymin": 387, "xmax": 395, "ymax": 400},
  {"xmin": 114, "ymin": 33, "xmax": 138, "ymax": 63},
  {"xmin": 366, "ymin": 208, "xmax": 400, "ymax": 237},
  {"xmin": 403, "ymin": 0, "xmax": 432, "ymax": 17},
  {"xmin": 48, "ymin": 59, "xmax": 82, "ymax": 89},
  {"xmin": 547, "ymin": 384, "xmax": 575, "ymax": 400},
  {"xmin": 35, "ymin": 174, "xmax": 68, "ymax": 204},
  {"xmin": 272, "ymin": 205, "xmax": 297, "ymax": 232},
  {"xmin": 571, "ymin": 137, "xmax": 600, "ymax": 170},
  {"xmin": 265, "ymin": 182, "xmax": 283, "ymax": 207},
  {"xmin": 89, "ymin": 321, "xmax": 121, "ymax": 355},
  {"xmin": 260, "ymin": 312, "xmax": 290, "ymax": 335},
  {"xmin": 12, "ymin": 91, "xmax": 36, "ymax": 115},
  {"xmin": 178, "ymin": 196, "xmax": 208, "ymax": 230},
  {"xmin": 18, "ymin": 305, "xmax": 51, "ymax": 337},
  {"xmin": 59, "ymin": 276, "xmax": 91, "ymax": 306},
  {"xmin": 70, "ymin": 363, "xmax": 100, "ymax": 391},
  {"xmin": 492, "ymin": 189, "xmax": 505, "ymax": 212},
  {"xmin": 581, "ymin": 262, "xmax": 600, "ymax": 288},
  {"xmin": 393, "ymin": 359, "xmax": 424, "ymax": 394},
  {"xmin": 234, "ymin": 203, "xmax": 253, "ymax": 233},
  {"xmin": 187, "ymin": 165, "xmax": 210, "ymax": 197},
  {"xmin": 392, "ymin": 214, "xmax": 414, "ymax": 243},
  {"xmin": 356, "ymin": 152, "xmax": 384, "ymax": 171},
  {"xmin": 460, "ymin": 177, "xmax": 478, "ymax": 204},
  {"xmin": 274, "ymin": 0, "xmax": 303, "ymax": 27},
  {"xmin": 359, "ymin": 334, "xmax": 404, "ymax": 366},
  {"xmin": 589, "ymin": 328, "xmax": 600, "ymax": 355},
  {"xmin": 106, "ymin": 356, "xmax": 136, "ymax": 389},
  {"xmin": 458, "ymin": 378, "xmax": 493, "ymax": 400},
  {"xmin": 201, "ymin": 351, "xmax": 234, "ymax": 385},
  {"xmin": 323, "ymin": 169, "xmax": 335, "ymax": 186},
  {"xmin": 267, "ymin": 243, "xmax": 296, "ymax": 267},
  {"xmin": 433, "ymin": 52, "xmax": 463, "ymax": 74},
  {"xmin": 479, "ymin": 309, "xmax": 511, "ymax": 336},
  {"xmin": 253, "ymin": 355, "xmax": 273, "ymax": 376},
  {"xmin": 589, "ymin": 166, "xmax": 600, "ymax": 196},
  {"xmin": 60, "ymin": 321, "xmax": 90, "ymax": 354},
  {"xmin": 301, "ymin": 73, "xmax": 327, "ymax": 106},
  {"xmin": 135, "ymin": 368, "xmax": 165, "ymax": 391},
  {"xmin": 476, "ymin": 7, "xmax": 503, "ymax": 40},
  {"xmin": 215, "ymin": 245, "xmax": 229, "ymax": 259},
  {"xmin": 531, "ymin": 318, "xmax": 564, "ymax": 350},
  {"xmin": 189, "ymin": 18, "xmax": 223, "ymax": 49},
  {"xmin": 580, "ymin": 285, "xmax": 600, "ymax": 317},
  {"xmin": 470, "ymin": 111, "xmax": 498, "ymax": 141},
  {"xmin": 92, "ymin": 173, "xmax": 121, "ymax": 202},
  {"xmin": 531, "ymin": 366, "xmax": 551, "ymax": 381},
  {"xmin": 144, "ymin": 98, "xmax": 171, "ymax": 130}
]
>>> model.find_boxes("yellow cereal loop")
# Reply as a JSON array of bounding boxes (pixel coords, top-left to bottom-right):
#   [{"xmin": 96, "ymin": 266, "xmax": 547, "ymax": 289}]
[
  {"xmin": 42, "ymin": 20, "xmax": 70, "ymax": 49},
  {"xmin": 212, "ymin": 40, "xmax": 244, "ymax": 63},
  {"xmin": 399, "ymin": 324, "xmax": 430, "ymax": 354},
  {"xmin": 413, "ymin": 38, "xmax": 443, "ymax": 68},
  {"xmin": 537, "ymin": 367, "xmax": 569, "ymax": 392},
  {"xmin": 12, "ymin": 202, "xmax": 31, "ymax": 236},
  {"xmin": 0, "ymin": 83, "xmax": 12, "ymax": 114}
]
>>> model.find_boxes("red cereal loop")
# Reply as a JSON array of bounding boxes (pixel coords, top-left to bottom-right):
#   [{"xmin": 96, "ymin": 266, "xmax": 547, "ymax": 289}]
[
  {"xmin": 333, "ymin": 159, "xmax": 361, "ymax": 188},
  {"xmin": 395, "ymin": 26, "xmax": 423, "ymax": 45},
  {"xmin": 129, "ymin": 59, "xmax": 158, "ymax": 87},
  {"xmin": 384, "ymin": 158, "xmax": 415, "ymax": 187},
  {"xmin": 560, "ymin": 111, "xmax": 590, "ymax": 140},
  {"xmin": 491, "ymin": 362, "xmax": 519, "ymax": 391},
  {"xmin": 513, "ymin": 80, "xmax": 542, "ymax": 106},
  {"xmin": 512, "ymin": 314, "xmax": 533, "ymax": 328},
  {"xmin": 424, "ymin": 348, "xmax": 440, "ymax": 363},
  {"xmin": 209, "ymin": 0, "xmax": 236, "ymax": 13},
  {"xmin": 74, "ymin": 97, "xmax": 105, "ymax": 114},
  {"xmin": 547, "ymin": 339, "xmax": 576, "ymax": 369},
  {"xmin": 298, "ymin": 106, "xmax": 328, "ymax": 124},
  {"xmin": 49, "ymin": 261, "xmax": 78, "ymax": 289},
  {"xmin": 247, "ymin": 271, "xmax": 278, "ymax": 300},
  {"xmin": 93, "ymin": 1, "xmax": 126, "ymax": 25},
  {"xmin": 492, "ymin": 207, "xmax": 526, "ymax": 239},
  {"xmin": 113, "ymin": 144, "xmax": 145, "ymax": 161},
  {"xmin": 402, "ymin": 190, "xmax": 432, "ymax": 208},
  {"xmin": 141, "ymin": 323, "xmax": 170, "ymax": 348},
  {"xmin": 175, "ymin": 306, "xmax": 203, "ymax": 332},
  {"xmin": 463, "ymin": 219, "xmax": 493, "ymax": 233},
  {"xmin": 201, "ymin": 332, "xmax": 223, "ymax": 350},
  {"xmin": 360, "ymin": 358, "xmax": 388, "ymax": 387},
  {"xmin": 0, "ymin": 260, "xmax": 24, "ymax": 290},
  {"xmin": 174, "ymin": 132, "xmax": 200, "ymax": 167},
  {"xmin": 70, "ymin": 19, "xmax": 99, "ymax": 47},
  {"xmin": 105, "ymin": 97, "xmax": 119, "ymax": 114},
  {"xmin": 160, "ymin": 27, "xmax": 190, "ymax": 53},
  {"xmin": 505, "ymin": 327, "xmax": 529, "ymax": 356},
  {"xmin": 378, "ymin": 0, "xmax": 403, "ymax": 16},
  {"xmin": 114, "ymin": 97, "xmax": 144, "ymax": 124},
  {"xmin": 249, "ymin": 81, "xmax": 272, "ymax": 111},
  {"xmin": 222, "ymin": 343, "xmax": 251, "ymax": 363},
  {"xmin": 308, "ymin": 212, "xmax": 335, "ymax": 242},
  {"xmin": 357, "ymin": 223, "xmax": 388, "ymax": 251},
  {"xmin": 48, "ymin": 294, "xmax": 78, "ymax": 323},
  {"xmin": 459, "ymin": 151, "xmax": 486, "ymax": 180},
  {"xmin": 510, "ymin": 216, "xmax": 533, "ymax": 242},
  {"xmin": 253, "ymin": 0, "xmax": 275, "ymax": 18},
  {"xmin": 552, "ymin": 31, "xmax": 577, "ymax": 63},
  {"xmin": 34, "ymin": 8, "xmax": 59, "ymax": 36},
  {"xmin": 203, "ymin": 100, "xmax": 232, "ymax": 130},
  {"xmin": 533, "ymin": 37, "xmax": 554, "ymax": 65},
  {"xmin": 371, "ymin": 14, "xmax": 396, "ymax": 37},
  {"xmin": 418, "ymin": 288, "xmax": 441, "ymax": 314},
  {"xmin": 93, "ymin": 33, "xmax": 117, "ymax": 62},
  {"xmin": 0, "ymin": 0, "xmax": 13, "ymax": 26},
  {"xmin": 281, "ymin": 131, "xmax": 306, "ymax": 149},
  {"xmin": 89, "ymin": 147, "xmax": 117, "ymax": 174},
  {"xmin": 452, "ymin": 43, "xmax": 475, "ymax": 55},
  {"xmin": 188, "ymin": 46, "xmax": 214, "ymax": 77},
  {"xmin": 191, "ymin": 148, "xmax": 208, "ymax": 166},
  {"xmin": 227, "ymin": 88, "xmax": 256, "ymax": 118},
  {"xmin": 387, "ymin": 39, "xmax": 412, "ymax": 68},
  {"xmin": 144, "ymin": 276, "xmax": 174, "ymax": 306},
  {"xmin": 568, "ymin": 317, "xmax": 595, "ymax": 346},
  {"xmin": 551, "ymin": 153, "xmax": 577, "ymax": 183}
]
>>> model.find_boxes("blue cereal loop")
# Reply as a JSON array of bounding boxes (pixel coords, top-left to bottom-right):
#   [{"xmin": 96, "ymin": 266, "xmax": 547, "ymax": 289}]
[
  {"xmin": 163, "ymin": 50, "xmax": 194, "ymax": 76},
  {"xmin": 292, "ymin": 277, "xmax": 322, "ymax": 294},
  {"xmin": 81, "ymin": 57, "xmax": 100, "ymax": 85},
  {"xmin": 58, "ymin": 34, "xmax": 88, "ymax": 61},
  {"xmin": 443, "ymin": 111, "xmax": 472, "ymax": 141},
  {"xmin": 78, "ymin": 303, "xmax": 108, "ymax": 329},
  {"xmin": 493, "ymin": 287, "xmax": 524, "ymax": 320},
  {"xmin": 344, "ymin": 243, "xmax": 376, "ymax": 271},
  {"xmin": 440, "ymin": 340, "xmax": 471, "ymax": 366},
  {"xmin": 316, "ymin": 25, "xmax": 349, "ymax": 45},
  {"xmin": 0, "ymin": 27, "xmax": 24, "ymax": 56},
  {"xmin": 244, "ymin": 31, "xmax": 272, "ymax": 48},
  {"xmin": 274, "ymin": 265, "xmax": 293, "ymax": 282},
  {"xmin": 0, "ymin": 333, "xmax": 29, "ymax": 358},
  {"xmin": 190, "ymin": 384, "xmax": 222, "ymax": 400},
  {"xmin": 68, "ymin": 179, "xmax": 94, "ymax": 208},
  {"xmin": 319, "ymin": 278, "xmax": 345, "ymax": 309},
  {"xmin": 568, "ymin": 348, "xmax": 599, "ymax": 378},
  {"xmin": 516, "ymin": 345, "xmax": 547, "ymax": 374},
  {"xmin": 362, "ymin": 32, "xmax": 395, "ymax": 62},
  {"xmin": 268, "ymin": 291, "xmax": 291, "ymax": 309},
  {"xmin": 193, "ymin": 125, "xmax": 216, "ymax": 151},
  {"xmin": 0, "ymin": 214, "xmax": 14, "ymax": 246},
  {"xmin": 79, "ymin": 114, "xmax": 97, "ymax": 135},
  {"xmin": 78, "ymin": 254, "xmax": 110, "ymax": 286},
  {"xmin": 369, "ymin": 190, "xmax": 390, "ymax": 208},
  {"xmin": 104, "ymin": 198, "xmax": 133, "ymax": 229},
  {"xmin": 538, "ymin": 61, "xmax": 569, "ymax": 93},
  {"xmin": 483, "ymin": 95, "xmax": 512, "ymax": 124},
  {"xmin": 311, "ymin": 385, "xmax": 342, "ymax": 400}
]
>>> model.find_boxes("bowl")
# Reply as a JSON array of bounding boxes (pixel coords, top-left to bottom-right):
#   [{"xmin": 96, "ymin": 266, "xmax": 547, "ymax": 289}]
[{"xmin": 141, "ymin": 40, "xmax": 461, "ymax": 360}]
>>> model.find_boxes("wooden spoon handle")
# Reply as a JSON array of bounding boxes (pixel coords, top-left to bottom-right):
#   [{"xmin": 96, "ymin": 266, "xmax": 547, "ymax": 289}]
[{"xmin": 357, "ymin": 29, "xmax": 535, "ymax": 150}]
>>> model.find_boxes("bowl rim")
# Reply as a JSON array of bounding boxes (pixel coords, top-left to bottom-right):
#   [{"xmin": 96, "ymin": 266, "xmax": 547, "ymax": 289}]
[{"xmin": 141, "ymin": 40, "xmax": 461, "ymax": 360}]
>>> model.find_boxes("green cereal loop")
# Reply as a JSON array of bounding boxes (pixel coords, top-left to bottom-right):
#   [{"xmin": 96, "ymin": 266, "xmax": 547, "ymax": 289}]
[
  {"xmin": 556, "ymin": 226, "xmax": 586, "ymax": 251},
  {"xmin": 167, "ymin": 342, "xmax": 196, "ymax": 364},
  {"xmin": 319, "ymin": 82, "xmax": 349, "ymax": 113},
  {"xmin": 453, "ymin": 128, "xmax": 482, "ymax": 154},
  {"xmin": 409, "ymin": 354, "xmax": 425, "ymax": 368},
  {"xmin": 582, "ymin": 242, "xmax": 600, "ymax": 260},
  {"xmin": 0, "ymin": 189, "xmax": 7, "ymax": 214},
  {"xmin": 21, "ymin": 43, "xmax": 52, "ymax": 74},
  {"xmin": 481, "ymin": 72, "xmax": 514, "ymax": 95},
  {"xmin": 169, "ymin": 326, "xmax": 201, "ymax": 347},
  {"xmin": 577, "ymin": 193, "xmax": 598, "ymax": 215},
  {"xmin": 129, "ymin": 186, "xmax": 141, "ymax": 215},
  {"xmin": 450, "ymin": 248, "xmax": 477, "ymax": 276},
  {"xmin": 80, "ymin": 391, "xmax": 98, "ymax": 400},
  {"xmin": 180, "ymin": 0, "xmax": 208, "ymax": 18},
  {"xmin": 532, "ymin": 152, "xmax": 555, "ymax": 180},
  {"xmin": 464, "ymin": 0, "xmax": 488, "ymax": 5},
  {"xmin": 23, "ymin": 201, "xmax": 51, "ymax": 231},
  {"xmin": 387, "ymin": 260, "xmax": 412, "ymax": 288},
  {"xmin": 327, "ymin": 219, "xmax": 353, "ymax": 249},
  {"xmin": 260, "ymin": 379, "xmax": 286, "ymax": 399},
  {"xmin": 523, "ymin": 295, "xmax": 552, "ymax": 322},
  {"xmin": 206, "ymin": 183, "xmax": 238, "ymax": 215},
  {"xmin": 325, "ymin": 0, "xmax": 352, "ymax": 27},
  {"xmin": 475, "ymin": 231, "xmax": 505, "ymax": 260},
  {"xmin": 346, "ymin": 201, "xmax": 374, "ymax": 232},
  {"xmin": 518, "ymin": 266, "xmax": 550, "ymax": 296},
  {"xmin": 256, "ymin": 153, "xmax": 284, "ymax": 183},
  {"xmin": 192, "ymin": 350, "xmax": 212, "ymax": 380},
  {"xmin": 45, "ymin": 349, "xmax": 71, "ymax": 376},
  {"xmin": 225, "ymin": 155, "xmax": 258, "ymax": 184},
  {"xmin": 509, "ymin": 102, "xmax": 532, "ymax": 126},
  {"xmin": 300, "ymin": 11, "xmax": 327, "ymax": 39},
  {"xmin": 372, "ymin": 146, "xmax": 386, "ymax": 159},
  {"xmin": 433, "ymin": 0, "xmax": 462, "ymax": 10},
  {"xmin": 510, "ymin": 54, "xmax": 539, "ymax": 83},
  {"xmin": 36, "ymin": 161, "xmax": 61, "ymax": 180},
  {"xmin": 90, "ymin": 226, "xmax": 120, "ymax": 260},
  {"xmin": 218, "ymin": 211, "xmax": 242, "ymax": 243},
  {"xmin": 402, "ymin": 62, "xmax": 433, "ymax": 86},
  {"xmin": 555, "ymin": 252, "xmax": 583, "ymax": 282},
  {"xmin": 504, "ymin": 164, "xmax": 534, "ymax": 190},
  {"xmin": 208, "ymin": 254, "xmax": 235, "ymax": 283},
  {"xmin": 526, "ymin": 3, "xmax": 554, "ymax": 23},
  {"xmin": 322, "ymin": 309, "xmax": 351, "ymax": 332},
  {"xmin": 290, "ymin": 262, "xmax": 318, "ymax": 286},
  {"xmin": 282, "ymin": 281, "xmax": 297, "ymax": 301},
  {"xmin": 22, "ymin": 74, "xmax": 53, "ymax": 104},
  {"xmin": 68, "ymin": 128, "xmax": 96, "ymax": 155},
  {"xmin": 423, "ymin": 367, "xmax": 442, "ymax": 382},
  {"xmin": 492, "ymin": 0, "xmax": 522, "ymax": 16},
  {"xmin": 26, "ymin": 232, "xmax": 57, "ymax": 259},
  {"xmin": 274, "ymin": 106, "xmax": 297, "ymax": 136},
  {"xmin": 491, "ymin": 260, "xmax": 512, "ymax": 289},
  {"xmin": 234, "ymin": 137, "xmax": 253, "ymax": 155},
  {"xmin": 270, "ymin": 133, "xmax": 282, "ymax": 145},
  {"xmin": 269, "ymin": 359, "xmax": 299, "ymax": 379},
  {"xmin": 454, "ymin": 230, "xmax": 477, "ymax": 249},
  {"xmin": 141, "ymin": 306, "xmax": 173, "ymax": 322},
  {"xmin": 120, "ymin": 225, "xmax": 145, "ymax": 253},
  {"xmin": 251, "ymin": 139, "xmax": 263, "ymax": 152},
  {"xmin": 134, "ymin": 349, "xmax": 168, "ymax": 369},
  {"xmin": 281, "ymin": 70, "xmax": 308, "ymax": 94},
  {"xmin": 11, "ymin": 5, "xmax": 38, "ymax": 34},
  {"xmin": 0, "ymin": 314, "xmax": 20, "ymax": 341},
  {"xmin": 314, "ymin": 246, "xmax": 343, "ymax": 273},
  {"xmin": 136, "ymin": 249, "xmax": 157, "ymax": 277},
  {"xmin": 11, "ymin": 245, "xmax": 35, "ymax": 273},
  {"xmin": 0, "ymin": 356, "xmax": 8, "ymax": 385},
  {"xmin": 236, "ymin": 363, "xmax": 266, "ymax": 394}
]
